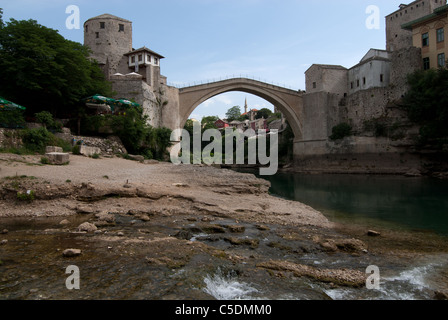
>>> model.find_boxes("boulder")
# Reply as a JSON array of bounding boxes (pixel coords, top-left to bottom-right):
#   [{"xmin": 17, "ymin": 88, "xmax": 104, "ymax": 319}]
[
  {"xmin": 45, "ymin": 152, "xmax": 70, "ymax": 165},
  {"xmin": 45, "ymin": 146, "xmax": 63, "ymax": 153},
  {"xmin": 128, "ymin": 154, "xmax": 145, "ymax": 162},
  {"xmin": 79, "ymin": 145, "xmax": 101, "ymax": 157},
  {"xmin": 78, "ymin": 222, "xmax": 98, "ymax": 232}
]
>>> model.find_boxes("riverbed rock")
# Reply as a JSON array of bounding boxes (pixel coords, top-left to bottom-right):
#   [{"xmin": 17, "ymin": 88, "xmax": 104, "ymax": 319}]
[
  {"xmin": 1, "ymin": 239, "xmax": 8, "ymax": 245},
  {"xmin": 76, "ymin": 206, "xmax": 96, "ymax": 214},
  {"xmin": 367, "ymin": 230, "xmax": 381, "ymax": 237},
  {"xmin": 59, "ymin": 219, "xmax": 70, "ymax": 226},
  {"xmin": 320, "ymin": 238, "xmax": 367, "ymax": 253},
  {"xmin": 225, "ymin": 237, "xmax": 259, "ymax": 249},
  {"xmin": 201, "ymin": 224, "xmax": 226, "ymax": 234},
  {"xmin": 257, "ymin": 260, "xmax": 367, "ymax": 288},
  {"xmin": 95, "ymin": 212, "xmax": 116, "ymax": 223},
  {"xmin": 78, "ymin": 222, "xmax": 98, "ymax": 232},
  {"xmin": 256, "ymin": 224, "xmax": 270, "ymax": 231},
  {"xmin": 62, "ymin": 249, "xmax": 82, "ymax": 257},
  {"xmin": 434, "ymin": 290, "xmax": 448, "ymax": 300},
  {"xmin": 0, "ymin": 229, "xmax": 8, "ymax": 234},
  {"xmin": 226, "ymin": 225, "xmax": 246, "ymax": 233},
  {"xmin": 174, "ymin": 230, "xmax": 193, "ymax": 240}
]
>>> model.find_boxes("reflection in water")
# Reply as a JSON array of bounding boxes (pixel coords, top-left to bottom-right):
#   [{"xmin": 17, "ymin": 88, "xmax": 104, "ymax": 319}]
[{"xmin": 261, "ymin": 173, "xmax": 448, "ymax": 235}]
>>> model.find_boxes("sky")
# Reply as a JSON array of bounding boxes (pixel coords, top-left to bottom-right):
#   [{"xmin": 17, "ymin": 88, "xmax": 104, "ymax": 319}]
[{"xmin": 2, "ymin": 0, "xmax": 407, "ymax": 120}]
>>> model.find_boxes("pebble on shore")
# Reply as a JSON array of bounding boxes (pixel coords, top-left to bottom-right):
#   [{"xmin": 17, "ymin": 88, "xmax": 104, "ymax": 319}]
[{"xmin": 62, "ymin": 249, "xmax": 82, "ymax": 257}]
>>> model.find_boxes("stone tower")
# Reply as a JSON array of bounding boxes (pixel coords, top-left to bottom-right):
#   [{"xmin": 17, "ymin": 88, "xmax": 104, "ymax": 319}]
[
  {"xmin": 83, "ymin": 14, "xmax": 133, "ymax": 77},
  {"xmin": 386, "ymin": 0, "xmax": 447, "ymax": 52}
]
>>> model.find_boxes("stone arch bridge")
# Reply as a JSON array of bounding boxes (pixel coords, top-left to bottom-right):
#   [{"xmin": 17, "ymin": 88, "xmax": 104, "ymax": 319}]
[{"xmin": 177, "ymin": 78, "xmax": 304, "ymax": 141}]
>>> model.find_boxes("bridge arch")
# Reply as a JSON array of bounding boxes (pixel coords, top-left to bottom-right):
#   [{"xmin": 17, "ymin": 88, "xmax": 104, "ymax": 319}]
[{"xmin": 178, "ymin": 78, "xmax": 304, "ymax": 140}]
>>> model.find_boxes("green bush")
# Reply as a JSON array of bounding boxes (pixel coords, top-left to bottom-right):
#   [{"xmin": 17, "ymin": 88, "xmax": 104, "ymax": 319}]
[
  {"xmin": 21, "ymin": 127, "xmax": 52, "ymax": 153},
  {"xmin": 0, "ymin": 110, "xmax": 25, "ymax": 128},
  {"xmin": 40, "ymin": 157, "xmax": 50, "ymax": 164},
  {"xmin": 79, "ymin": 107, "xmax": 173, "ymax": 160},
  {"xmin": 330, "ymin": 123, "xmax": 352, "ymax": 141},
  {"xmin": 21, "ymin": 127, "xmax": 71, "ymax": 154},
  {"xmin": 35, "ymin": 111, "xmax": 54, "ymax": 128},
  {"xmin": 72, "ymin": 144, "xmax": 81, "ymax": 155},
  {"xmin": 17, "ymin": 190, "xmax": 35, "ymax": 202}
]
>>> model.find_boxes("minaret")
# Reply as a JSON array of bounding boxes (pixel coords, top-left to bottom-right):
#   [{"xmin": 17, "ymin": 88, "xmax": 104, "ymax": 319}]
[{"xmin": 244, "ymin": 98, "xmax": 248, "ymax": 114}]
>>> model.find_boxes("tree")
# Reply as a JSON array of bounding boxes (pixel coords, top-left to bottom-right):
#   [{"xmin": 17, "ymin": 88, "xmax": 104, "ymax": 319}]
[
  {"xmin": 225, "ymin": 106, "xmax": 242, "ymax": 122},
  {"xmin": 0, "ymin": 8, "xmax": 4, "ymax": 28},
  {"xmin": 201, "ymin": 116, "xmax": 219, "ymax": 130},
  {"xmin": 0, "ymin": 18, "xmax": 111, "ymax": 118},
  {"xmin": 256, "ymin": 108, "xmax": 273, "ymax": 119},
  {"xmin": 403, "ymin": 68, "xmax": 448, "ymax": 146},
  {"xmin": 35, "ymin": 111, "xmax": 54, "ymax": 128}
]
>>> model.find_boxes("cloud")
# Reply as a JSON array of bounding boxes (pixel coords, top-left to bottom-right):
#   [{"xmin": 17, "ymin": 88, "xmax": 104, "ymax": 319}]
[{"xmin": 201, "ymin": 94, "xmax": 234, "ymax": 108}]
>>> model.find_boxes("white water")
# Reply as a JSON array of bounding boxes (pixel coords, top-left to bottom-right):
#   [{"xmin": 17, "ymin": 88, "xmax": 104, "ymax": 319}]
[
  {"xmin": 203, "ymin": 269, "xmax": 260, "ymax": 300},
  {"xmin": 325, "ymin": 257, "xmax": 448, "ymax": 300}
]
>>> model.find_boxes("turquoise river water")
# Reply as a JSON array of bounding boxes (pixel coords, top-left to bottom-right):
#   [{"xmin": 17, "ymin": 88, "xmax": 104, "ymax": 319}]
[{"xmin": 261, "ymin": 173, "xmax": 448, "ymax": 236}]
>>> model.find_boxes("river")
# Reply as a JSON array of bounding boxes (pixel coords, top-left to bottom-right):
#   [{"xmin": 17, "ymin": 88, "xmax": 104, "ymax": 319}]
[
  {"xmin": 1, "ymin": 168, "xmax": 448, "ymax": 301},
  {"xmin": 261, "ymin": 172, "xmax": 448, "ymax": 236}
]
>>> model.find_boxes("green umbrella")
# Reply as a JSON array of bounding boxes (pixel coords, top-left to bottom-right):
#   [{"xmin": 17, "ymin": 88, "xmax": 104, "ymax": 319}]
[
  {"xmin": 83, "ymin": 94, "xmax": 118, "ymax": 113},
  {"xmin": 83, "ymin": 94, "xmax": 117, "ymax": 106},
  {"xmin": 0, "ymin": 96, "xmax": 26, "ymax": 111},
  {"xmin": 115, "ymin": 98, "xmax": 140, "ymax": 108}
]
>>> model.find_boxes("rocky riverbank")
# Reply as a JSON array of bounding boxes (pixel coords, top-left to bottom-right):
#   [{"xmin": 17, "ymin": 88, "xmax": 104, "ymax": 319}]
[{"xmin": 0, "ymin": 153, "xmax": 447, "ymax": 300}]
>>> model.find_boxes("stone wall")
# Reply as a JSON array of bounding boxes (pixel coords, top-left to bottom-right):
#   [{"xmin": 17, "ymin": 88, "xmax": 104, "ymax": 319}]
[
  {"xmin": 0, "ymin": 128, "xmax": 23, "ymax": 149},
  {"xmin": 302, "ymin": 92, "xmax": 341, "ymax": 141},
  {"xmin": 111, "ymin": 75, "xmax": 161, "ymax": 127},
  {"xmin": 389, "ymin": 47, "xmax": 423, "ymax": 99},
  {"xmin": 161, "ymin": 85, "xmax": 181, "ymax": 131}
]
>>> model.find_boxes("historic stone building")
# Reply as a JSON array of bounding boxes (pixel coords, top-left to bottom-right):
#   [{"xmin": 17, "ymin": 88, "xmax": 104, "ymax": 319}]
[
  {"xmin": 297, "ymin": 1, "xmax": 444, "ymax": 171},
  {"xmin": 83, "ymin": 14, "xmax": 180, "ymax": 129},
  {"xmin": 402, "ymin": 3, "xmax": 448, "ymax": 69},
  {"xmin": 386, "ymin": 0, "xmax": 446, "ymax": 52}
]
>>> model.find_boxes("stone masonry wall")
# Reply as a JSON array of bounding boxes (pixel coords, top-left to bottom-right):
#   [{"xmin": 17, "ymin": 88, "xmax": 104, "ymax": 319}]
[{"xmin": 111, "ymin": 75, "xmax": 161, "ymax": 128}]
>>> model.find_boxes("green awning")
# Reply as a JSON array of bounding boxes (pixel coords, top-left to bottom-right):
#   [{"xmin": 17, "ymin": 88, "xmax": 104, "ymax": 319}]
[{"xmin": 0, "ymin": 96, "xmax": 26, "ymax": 111}]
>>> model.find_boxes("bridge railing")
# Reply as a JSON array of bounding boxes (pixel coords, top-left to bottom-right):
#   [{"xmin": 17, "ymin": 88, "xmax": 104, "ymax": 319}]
[{"xmin": 167, "ymin": 74, "xmax": 299, "ymax": 91}]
